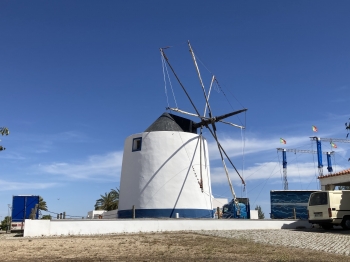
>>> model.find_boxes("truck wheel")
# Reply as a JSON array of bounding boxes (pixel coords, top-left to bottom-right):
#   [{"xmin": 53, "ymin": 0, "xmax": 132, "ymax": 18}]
[
  {"xmin": 321, "ymin": 224, "xmax": 333, "ymax": 230},
  {"xmin": 341, "ymin": 217, "xmax": 350, "ymax": 230}
]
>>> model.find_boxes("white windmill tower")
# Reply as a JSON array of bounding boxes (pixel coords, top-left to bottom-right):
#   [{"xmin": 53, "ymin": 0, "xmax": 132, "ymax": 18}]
[{"xmin": 117, "ymin": 41, "xmax": 247, "ymax": 218}]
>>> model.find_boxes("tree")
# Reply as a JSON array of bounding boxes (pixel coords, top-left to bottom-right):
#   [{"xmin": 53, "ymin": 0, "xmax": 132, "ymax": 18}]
[
  {"xmin": 41, "ymin": 215, "xmax": 52, "ymax": 220},
  {"xmin": 95, "ymin": 188, "xmax": 119, "ymax": 211},
  {"xmin": 110, "ymin": 187, "xmax": 120, "ymax": 200},
  {"xmin": 39, "ymin": 196, "xmax": 48, "ymax": 211},
  {"xmin": 0, "ymin": 216, "xmax": 11, "ymax": 231},
  {"xmin": 255, "ymin": 205, "xmax": 265, "ymax": 219},
  {"xmin": 0, "ymin": 127, "xmax": 9, "ymax": 151}
]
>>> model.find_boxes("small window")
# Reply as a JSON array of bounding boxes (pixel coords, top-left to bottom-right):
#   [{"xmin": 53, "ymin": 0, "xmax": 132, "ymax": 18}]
[
  {"xmin": 132, "ymin": 137, "xmax": 142, "ymax": 152},
  {"xmin": 309, "ymin": 192, "xmax": 328, "ymax": 206}
]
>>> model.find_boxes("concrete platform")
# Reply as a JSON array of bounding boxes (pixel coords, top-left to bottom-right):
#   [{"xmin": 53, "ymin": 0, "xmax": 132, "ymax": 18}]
[{"xmin": 23, "ymin": 219, "xmax": 312, "ymax": 237}]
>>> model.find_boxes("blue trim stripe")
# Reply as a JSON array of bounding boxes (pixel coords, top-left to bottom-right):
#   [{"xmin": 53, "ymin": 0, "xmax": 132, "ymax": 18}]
[{"xmin": 118, "ymin": 208, "xmax": 214, "ymax": 219}]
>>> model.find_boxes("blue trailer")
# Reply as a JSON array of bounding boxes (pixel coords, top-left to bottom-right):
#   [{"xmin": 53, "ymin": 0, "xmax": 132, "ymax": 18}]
[
  {"xmin": 11, "ymin": 195, "xmax": 40, "ymax": 231},
  {"xmin": 270, "ymin": 190, "xmax": 319, "ymax": 219}
]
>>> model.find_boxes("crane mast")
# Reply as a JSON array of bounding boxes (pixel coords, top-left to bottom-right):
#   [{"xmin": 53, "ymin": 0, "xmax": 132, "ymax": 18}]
[
  {"xmin": 277, "ymin": 148, "xmax": 334, "ymax": 190},
  {"xmin": 310, "ymin": 136, "xmax": 350, "ymax": 176}
]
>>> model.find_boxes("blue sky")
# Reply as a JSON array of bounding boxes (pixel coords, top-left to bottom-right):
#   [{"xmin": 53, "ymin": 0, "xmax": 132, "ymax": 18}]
[{"xmin": 1, "ymin": 1, "xmax": 350, "ymax": 219}]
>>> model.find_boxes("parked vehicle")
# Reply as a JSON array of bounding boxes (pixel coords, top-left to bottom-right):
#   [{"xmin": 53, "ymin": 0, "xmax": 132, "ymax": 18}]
[
  {"xmin": 11, "ymin": 195, "xmax": 39, "ymax": 232},
  {"xmin": 308, "ymin": 190, "xmax": 350, "ymax": 229},
  {"xmin": 222, "ymin": 198, "xmax": 250, "ymax": 219}
]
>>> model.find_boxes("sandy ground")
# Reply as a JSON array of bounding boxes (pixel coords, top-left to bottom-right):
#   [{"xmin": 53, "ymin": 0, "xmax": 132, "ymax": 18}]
[{"xmin": 0, "ymin": 232, "xmax": 349, "ymax": 262}]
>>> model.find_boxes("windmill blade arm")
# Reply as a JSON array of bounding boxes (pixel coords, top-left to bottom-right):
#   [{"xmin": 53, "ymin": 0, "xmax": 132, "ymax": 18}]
[
  {"xmin": 193, "ymin": 108, "xmax": 247, "ymax": 128},
  {"xmin": 219, "ymin": 143, "xmax": 246, "ymax": 186},
  {"xmin": 218, "ymin": 120, "xmax": 245, "ymax": 129},
  {"xmin": 203, "ymin": 75, "xmax": 215, "ymax": 117},
  {"xmin": 160, "ymin": 48, "xmax": 202, "ymax": 117},
  {"xmin": 206, "ymin": 125, "xmax": 246, "ymax": 186},
  {"xmin": 166, "ymin": 107, "xmax": 201, "ymax": 118},
  {"xmin": 209, "ymin": 126, "xmax": 238, "ymax": 199},
  {"xmin": 215, "ymin": 108, "xmax": 247, "ymax": 122}
]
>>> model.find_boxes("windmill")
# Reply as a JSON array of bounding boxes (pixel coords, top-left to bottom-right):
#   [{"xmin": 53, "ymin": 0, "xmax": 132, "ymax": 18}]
[
  {"xmin": 117, "ymin": 41, "xmax": 247, "ymax": 219},
  {"xmin": 160, "ymin": 41, "xmax": 247, "ymax": 215}
]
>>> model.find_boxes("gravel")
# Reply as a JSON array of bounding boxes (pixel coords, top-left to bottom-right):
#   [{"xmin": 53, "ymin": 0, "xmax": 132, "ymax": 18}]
[
  {"xmin": 0, "ymin": 233, "xmax": 22, "ymax": 240},
  {"xmin": 195, "ymin": 229, "xmax": 350, "ymax": 256},
  {"xmin": 2, "ymin": 229, "xmax": 350, "ymax": 256}
]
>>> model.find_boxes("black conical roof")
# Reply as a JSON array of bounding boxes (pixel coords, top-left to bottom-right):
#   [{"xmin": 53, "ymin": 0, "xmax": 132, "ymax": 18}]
[{"xmin": 145, "ymin": 113, "xmax": 184, "ymax": 132}]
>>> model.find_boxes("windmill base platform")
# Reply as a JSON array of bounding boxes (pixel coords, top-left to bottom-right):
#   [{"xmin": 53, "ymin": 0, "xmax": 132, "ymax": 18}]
[{"xmin": 23, "ymin": 219, "xmax": 312, "ymax": 237}]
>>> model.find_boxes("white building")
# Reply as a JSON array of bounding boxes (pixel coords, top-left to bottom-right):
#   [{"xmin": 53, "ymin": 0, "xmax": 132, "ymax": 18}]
[
  {"xmin": 318, "ymin": 168, "xmax": 350, "ymax": 190},
  {"xmin": 118, "ymin": 113, "xmax": 214, "ymax": 218},
  {"xmin": 86, "ymin": 210, "xmax": 105, "ymax": 219},
  {"xmin": 86, "ymin": 210, "xmax": 118, "ymax": 219}
]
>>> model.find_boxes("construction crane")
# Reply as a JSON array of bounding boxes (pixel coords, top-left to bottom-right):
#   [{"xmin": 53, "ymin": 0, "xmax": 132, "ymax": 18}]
[
  {"xmin": 277, "ymin": 148, "xmax": 334, "ymax": 190},
  {"xmin": 310, "ymin": 137, "xmax": 350, "ymax": 177}
]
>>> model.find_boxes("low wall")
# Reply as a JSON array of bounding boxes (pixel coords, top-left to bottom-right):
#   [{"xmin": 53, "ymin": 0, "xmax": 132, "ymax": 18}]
[{"xmin": 24, "ymin": 219, "xmax": 312, "ymax": 237}]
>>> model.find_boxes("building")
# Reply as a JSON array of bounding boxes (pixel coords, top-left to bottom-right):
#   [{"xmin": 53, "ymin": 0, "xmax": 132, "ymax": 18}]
[
  {"xmin": 318, "ymin": 168, "xmax": 350, "ymax": 190},
  {"xmin": 118, "ymin": 113, "xmax": 214, "ymax": 218}
]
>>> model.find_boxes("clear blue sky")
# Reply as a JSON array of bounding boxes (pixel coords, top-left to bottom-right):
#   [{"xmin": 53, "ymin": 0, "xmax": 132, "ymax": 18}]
[{"xmin": 1, "ymin": 1, "xmax": 350, "ymax": 219}]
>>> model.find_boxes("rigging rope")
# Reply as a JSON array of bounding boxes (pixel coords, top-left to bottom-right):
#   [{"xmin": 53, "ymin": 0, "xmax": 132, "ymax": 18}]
[
  {"xmin": 160, "ymin": 54, "xmax": 170, "ymax": 108},
  {"xmin": 192, "ymin": 50, "xmax": 246, "ymax": 126},
  {"xmin": 240, "ymin": 125, "xmax": 246, "ymax": 195},
  {"xmin": 164, "ymin": 56, "xmax": 178, "ymax": 109},
  {"xmin": 294, "ymin": 152, "xmax": 303, "ymax": 190},
  {"xmin": 161, "ymin": 54, "xmax": 178, "ymax": 109},
  {"xmin": 252, "ymin": 162, "xmax": 279, "ymax": 207}
]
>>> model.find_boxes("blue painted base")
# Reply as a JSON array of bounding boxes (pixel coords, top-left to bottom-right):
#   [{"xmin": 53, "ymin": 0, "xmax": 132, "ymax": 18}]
[{"xmin": 118, "ymin": 208, "xmax": 214, "ymax": 219}]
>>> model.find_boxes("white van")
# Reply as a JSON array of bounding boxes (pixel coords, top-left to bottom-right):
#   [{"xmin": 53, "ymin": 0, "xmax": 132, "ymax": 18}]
[{"xmin": 308, "ymin": 190, "xmax": 350, "ymax": 229}]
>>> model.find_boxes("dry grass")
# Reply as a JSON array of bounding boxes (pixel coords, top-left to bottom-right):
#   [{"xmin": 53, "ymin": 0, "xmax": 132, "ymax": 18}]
[{"xmin": 0, "ymin": 232, "xmax": 348, "ymax": 261}]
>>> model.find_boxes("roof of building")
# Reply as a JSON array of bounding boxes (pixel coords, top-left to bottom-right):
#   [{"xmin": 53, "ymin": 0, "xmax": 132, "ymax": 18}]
[
  {"xmin": 318, "ymin": 168, "xmax": 350, "ymax": 179},
  {"xmin": 144, "ymin": 113, "xmax": 184, "ymax": 132},
  {"xmin": 144, "ymin": 112, "xmax": 197, "ymax": 133}
]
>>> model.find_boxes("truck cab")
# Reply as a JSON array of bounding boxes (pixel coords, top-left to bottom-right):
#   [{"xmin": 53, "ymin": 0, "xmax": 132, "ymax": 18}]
[{"xmin": 308, "ymin": 190, "xmax": 350, "ymax": 229}]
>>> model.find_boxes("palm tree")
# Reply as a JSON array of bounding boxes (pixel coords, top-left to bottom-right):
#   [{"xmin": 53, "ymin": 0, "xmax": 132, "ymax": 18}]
[
  {"xmin": 0, "ymin": 127, "xmax": 9, "ymax": 151},
  {"xmin": 110, "ymin": 188, "xmax": 120, "ymax": 200},
  {"xmin": 95, "ymin": 188, "xmax": 119, "ymax": 211},
  {"xmin": 39, "ymin": 196, "xmax": 48, "ymax": 211}
]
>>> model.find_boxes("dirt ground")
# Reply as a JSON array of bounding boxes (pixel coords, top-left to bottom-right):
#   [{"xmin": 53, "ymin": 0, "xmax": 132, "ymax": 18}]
[{"xmin": 0, "ymin": 232, "xmax": 348, "ymax": 262}]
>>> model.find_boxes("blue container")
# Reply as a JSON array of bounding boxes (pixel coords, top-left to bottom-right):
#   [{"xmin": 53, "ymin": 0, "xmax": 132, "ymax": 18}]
[
  {"xmin": 270, "ymin": 190, "xmax": 318, "ymax": 219},
  {"xmin": 12, "ymin": 195, "xmax": 40, "ymax": 222},
  {"xmin": 222, "ymin": 198, "xmax": 250, "ymax": 219}
]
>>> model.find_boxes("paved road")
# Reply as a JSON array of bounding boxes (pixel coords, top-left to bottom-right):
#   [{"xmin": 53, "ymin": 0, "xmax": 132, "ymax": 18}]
[{"xmin": 197, "ymin": 228, "xmax": 350, "ymax": 256}]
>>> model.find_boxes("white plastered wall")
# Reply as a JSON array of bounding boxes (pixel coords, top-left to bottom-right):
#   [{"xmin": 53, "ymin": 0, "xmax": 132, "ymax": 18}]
[
  {"xmin": 118, "ymin": 131, "xmax": 213, "ymax": 213},
  {"xmin": 24, "ymin": 219, "xmax": 312, "ymax": 237}
]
